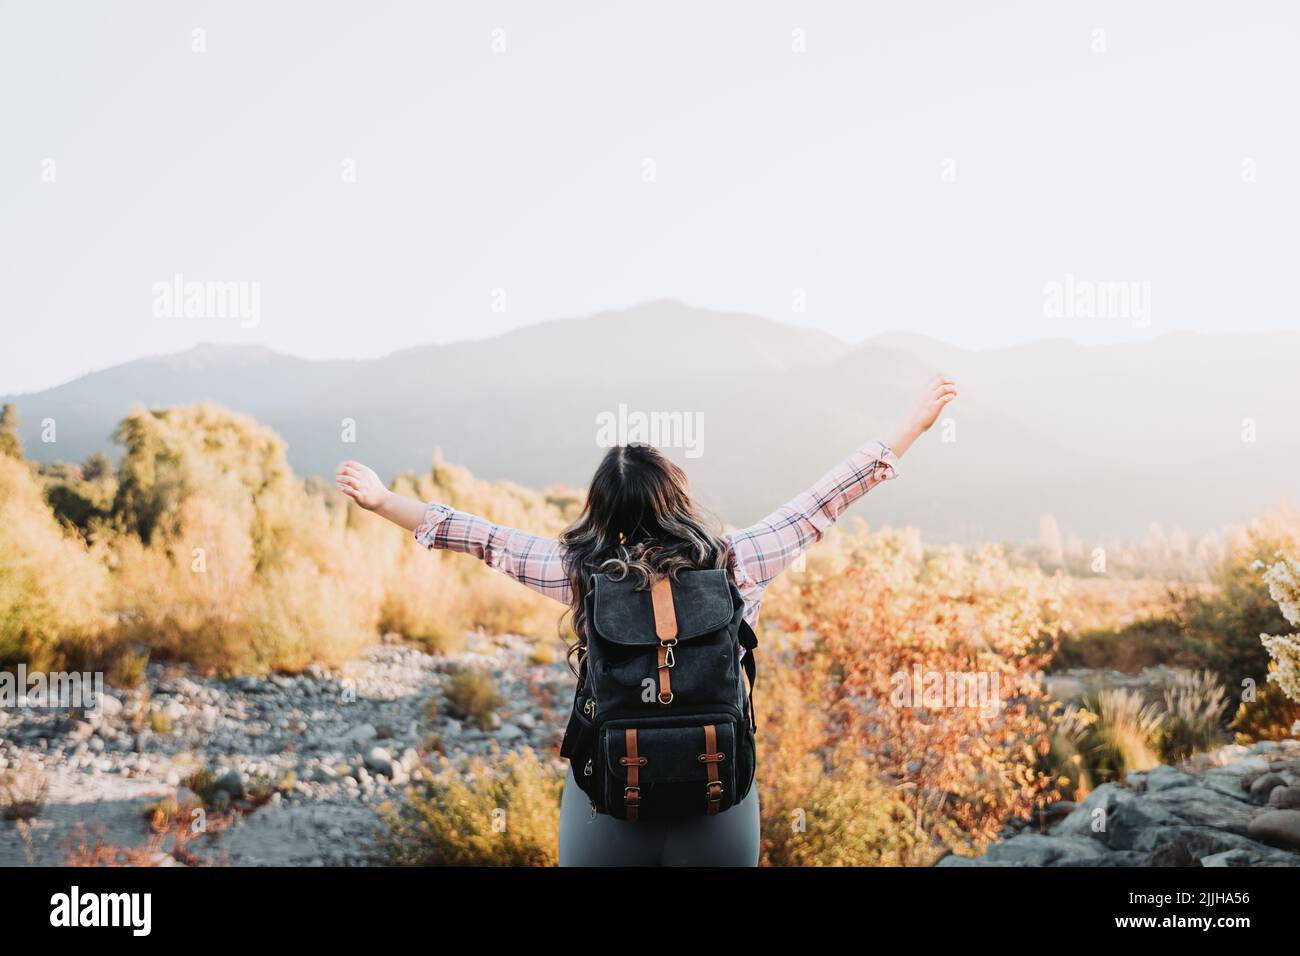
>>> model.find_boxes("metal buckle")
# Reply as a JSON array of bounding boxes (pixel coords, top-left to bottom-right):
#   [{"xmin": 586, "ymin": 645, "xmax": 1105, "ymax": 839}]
[
  {"xmin": 659, "ymin": 639, "xmax": 677, "ymax": 669},
  {"xmin": 624, "ymin": 786, "xmax": 641, "ymax": 802},
  {"xmin": 658, "ymin": 691, "xmax": 673, "ymax": 705}
]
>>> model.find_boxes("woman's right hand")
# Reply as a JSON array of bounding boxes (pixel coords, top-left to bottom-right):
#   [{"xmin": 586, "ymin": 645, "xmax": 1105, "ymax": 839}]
[
  {"xmin": 906, "ymin": 374, "xmax": 958, "ymax": 435},
  {"xmin": 335, "ymin": 460, "xmax": 390, "ymax": 511},
  {"xmin": 887, "ymin": 374, "xmax": 957, "ymax": 458}
]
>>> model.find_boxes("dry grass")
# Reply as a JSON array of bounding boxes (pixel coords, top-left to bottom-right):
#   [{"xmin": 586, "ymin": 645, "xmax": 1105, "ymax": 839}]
[
  {"xmin": 1, "ymin": 758, "xmax": 49, "ymax": 821},
  {"xmin": 374, "ymin": 748, "xmax": 563, "ymax": 866}
]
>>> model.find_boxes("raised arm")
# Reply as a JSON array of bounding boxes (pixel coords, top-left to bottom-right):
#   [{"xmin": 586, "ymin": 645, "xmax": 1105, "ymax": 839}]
[
  {"xmin": 335, "ymin": 460, "xmax": 573, "ymax": 604},
  {"xmin": 727, "ymin": 375, "xmax": 956, "ymax": 590}
]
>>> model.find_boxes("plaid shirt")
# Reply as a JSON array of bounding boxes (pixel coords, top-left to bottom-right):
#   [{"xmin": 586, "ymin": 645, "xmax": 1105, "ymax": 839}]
[{"xmin": 414, "ymin": 439, "xmax": 899, "ymax": 626}]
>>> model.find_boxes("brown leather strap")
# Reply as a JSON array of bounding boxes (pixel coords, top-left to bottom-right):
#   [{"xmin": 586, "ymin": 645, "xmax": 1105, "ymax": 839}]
[
  {"xmin": 703, "ymin": 724, "xmax": 723, "ymax": 815},
  {"xmin": 651, "ymin": 577, "xmax": 678, "ymax": 705},
  {"xmin": 624, "ymin": 729, "xmax": 641, "ymax": 822},
  {"xmin": 650, "ymin": 577, "xmax": 678, "ymax": 641}
]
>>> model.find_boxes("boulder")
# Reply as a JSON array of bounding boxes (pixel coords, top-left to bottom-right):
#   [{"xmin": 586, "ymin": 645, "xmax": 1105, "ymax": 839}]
[
  {"xmin": 935, "ymin": 835, "xmax": 1115, "ymax": 867},
  {"xmin": 1053, "ymin": 784, "xmax": 1180, "ymax": 850},
  {"xmin": 1248, "ymin": 773, "xmax": 1286, "ymax": 805},
  {"xmin": 1141, "ymin": 766, "xmax": 1200, "ymax": 793},
  {"xmin": 1145, "ymin": 786, "xmax": 1255, "ymax": 834},
  {"xmin": 1268, "ymin": 786, "xmax": 1300, "ymax": 810},
  {"xmin": 1247, "ymin": 810, "xmax": 1300, "ymax": 852}
]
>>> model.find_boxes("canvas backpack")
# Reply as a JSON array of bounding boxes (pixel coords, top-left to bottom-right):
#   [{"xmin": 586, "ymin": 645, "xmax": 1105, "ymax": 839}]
[{"xmin": 560, "ymin": 568, "xmax": 758, "ymax": 821}]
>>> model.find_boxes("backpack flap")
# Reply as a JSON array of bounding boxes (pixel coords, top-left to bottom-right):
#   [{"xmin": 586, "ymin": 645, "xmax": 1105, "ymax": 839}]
[{"xmin": 589, "ymin": 569, "xmax": 736, "ymax": 646}]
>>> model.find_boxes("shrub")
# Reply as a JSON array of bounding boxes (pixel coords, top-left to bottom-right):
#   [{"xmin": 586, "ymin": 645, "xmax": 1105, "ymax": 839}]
[
  {"xmin": 1231, "ymin": 668, "xmax": 1300, "ymax": 742},
  {"xmin": 0, "ymin": 455, "xmax": 110, "ymax": 670},
  {"xmin": 440, "ymin": 667, "xmax": 503, "ymax": 729},
  {"xmin": 1076, "ymin": 688, "xmax": 1164, "ymax": 783},
  {"xmin": 374, "ymin": 748, "xmax": 562, "ymax": 866},
  {"xmin": 1, "ymin": 759, "xmax": 49, "ymax": 821},
  {"xmin": 757, "ymin": 526, "xmax": 1063, "ymax": 861},
  {"xmin": 758, "ymin": 659, "xmax": 923, "ymax": 866},
  {"xmin": 1159, "ymin": 670, "xmax": 1229, "ymax": 762}
]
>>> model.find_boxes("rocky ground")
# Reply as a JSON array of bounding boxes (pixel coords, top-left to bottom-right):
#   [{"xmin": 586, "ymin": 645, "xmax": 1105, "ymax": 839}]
[
  {"xmin": 940, "ymin": 739, "xmax": 1300, "ymax": 867},
  {"xmin": 0, "ymin": 635, "xmax": 572, "ymax": 866}
]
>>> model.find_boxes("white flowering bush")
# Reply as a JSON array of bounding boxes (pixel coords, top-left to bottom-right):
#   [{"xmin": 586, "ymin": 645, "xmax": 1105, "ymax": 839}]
[{"xmin": 1260, "ymin": 553, "xmax": 1300, "ymax": 710}]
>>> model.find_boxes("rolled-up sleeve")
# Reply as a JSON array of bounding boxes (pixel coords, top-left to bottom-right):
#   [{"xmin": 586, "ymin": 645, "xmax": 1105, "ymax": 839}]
[
  {"xmin": 726, "ymin": 440, "xmax": 899, "ymax": 599},
  {"xmin": 414, "ymin": 503, "xmax": 572, "ymax": 604}
]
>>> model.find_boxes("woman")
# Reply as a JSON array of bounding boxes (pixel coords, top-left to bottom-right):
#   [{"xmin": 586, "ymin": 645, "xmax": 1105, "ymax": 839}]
[{"xmin": 335, "ymin": 374, "xmax": 957, "ymax": 865}]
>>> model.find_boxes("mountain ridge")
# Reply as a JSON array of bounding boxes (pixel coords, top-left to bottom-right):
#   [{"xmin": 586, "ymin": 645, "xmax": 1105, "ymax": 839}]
[{"xmin": 6, "ymin": 302, "xmax": 1297, "ymax": 542}]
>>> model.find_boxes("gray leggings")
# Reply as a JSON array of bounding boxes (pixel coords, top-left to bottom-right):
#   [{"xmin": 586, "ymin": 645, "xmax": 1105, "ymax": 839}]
[{"xmin": 557, "ymin": 768, "xmax": 760, "ymax": 866}]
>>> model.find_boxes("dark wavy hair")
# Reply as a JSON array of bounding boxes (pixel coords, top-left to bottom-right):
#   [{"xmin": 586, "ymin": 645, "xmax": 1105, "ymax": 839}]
[{"xmin": 560, "ymin": 444, "xmax": 728, "ymax": 674}]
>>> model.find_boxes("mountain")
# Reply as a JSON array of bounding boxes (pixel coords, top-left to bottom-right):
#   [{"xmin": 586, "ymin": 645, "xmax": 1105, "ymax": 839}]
[{"xmin": 5, "ymin": 300, "xmax": 1297, "ymax": 543}]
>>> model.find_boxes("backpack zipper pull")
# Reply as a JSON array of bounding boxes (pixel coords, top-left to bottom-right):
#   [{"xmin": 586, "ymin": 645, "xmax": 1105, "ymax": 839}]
[{"xmin": 583, "ymin": 759, "xmax": 593, "ymax": 777}]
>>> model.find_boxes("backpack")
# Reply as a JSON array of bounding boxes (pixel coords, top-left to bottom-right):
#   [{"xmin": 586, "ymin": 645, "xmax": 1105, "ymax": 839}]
[{"xmin": 559, "ymin": 568, "xmax": 758, "ymax": 822}]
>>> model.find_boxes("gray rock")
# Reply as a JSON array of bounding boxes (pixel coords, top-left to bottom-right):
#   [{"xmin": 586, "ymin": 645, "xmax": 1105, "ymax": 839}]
[
  {"xmin": 1200, "ymin": 849, "xmax": 1260, "ymax": 867},
  {"xmin": 496, "ymin": 723, "xmax": 524, "ymax": 742},
  {"xmin": 1141, "ymin": 766, "xmax": 1201, "ymax": 793},
  {"xmin": 1145, "ymin": 786, "xmax": 1255, "ymax": 834},
  {"xmin": 1247, "ymin": 809, "xmax": 1300, "ymax": 852},
  {"xmin": 1269, "ymin": 786, "xmax": 1300, "ymax": 810},
  {"xmin": 214, "ymin": 767, "xmax": 246, "ymax": 798},
  {"xmin": 967, "ymin": 833, "xmax": 1112, "ymax": 866},
  {"xmin": 1052, "ymin": 784, "xmax": 1179, "ymax": 849},
  {"xmin": 363, "ymin": 747, "xmax": 395, "ymax": 778},
  {"xmin": 1141, "ymin": 838, "xmax": 1200, "ymax": 867},
  {"xmin": 1249, "ymin": 773, "xmax": 1286, "ymax": 805}
]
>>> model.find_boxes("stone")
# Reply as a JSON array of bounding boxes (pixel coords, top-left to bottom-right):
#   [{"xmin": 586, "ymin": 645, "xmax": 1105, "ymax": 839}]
[
  {"xmin": 1141, "ymin": 839, "xmax": 1200, "ymax": 867},
  {"xmin": 1141, "ymin": 766, "xmax": 1200, "ymax": 793},
  {"xmin": 363, "ymin": 747, "xmax": 395, "ymax": 778},
  {"xmin": 980, "ymin": 833, "xmax": 1111, "ymax": 866},
  {"xmin": 1249, "ymin": 773, "xmax": 1286, "ymax": 805},
  {"xmin": 1145, "ymin": 786, "xmax": 1255, "ymax": 834},
  {"xmin": 1200, "ymin": 849, "xmax": 1258, "ymax": 867},
  {"xmin": 1052, "ymin": 784, "xmax": 1179, "ymax": 849},
  {"xmin": 1247, "ymin": 810, "xmax": 1300, "ymax": 851},
  {"xmin": 1268, "ymin": 786, "xmax": 1300, "ymax": 810},
  {"xmin": 214, "ymin": 767, "xmax": 245, "ymax": 798}
]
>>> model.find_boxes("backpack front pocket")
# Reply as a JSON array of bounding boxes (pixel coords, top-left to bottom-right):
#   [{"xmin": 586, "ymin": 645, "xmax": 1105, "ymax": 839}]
[{"xmin": 599, "ymin": 717, "xmax": 738, "ymax": 821}]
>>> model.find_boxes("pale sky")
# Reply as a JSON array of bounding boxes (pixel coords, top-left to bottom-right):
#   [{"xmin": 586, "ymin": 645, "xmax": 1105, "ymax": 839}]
[{"xmin": 2, "ymin": 0, "xmax": 1297, "ymax": 394}]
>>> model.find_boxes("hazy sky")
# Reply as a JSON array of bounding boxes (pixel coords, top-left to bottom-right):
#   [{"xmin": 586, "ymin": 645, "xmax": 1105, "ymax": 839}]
[{"xmin": 2, "ymin": 1, "xmax": 1297, "ymax": 394}]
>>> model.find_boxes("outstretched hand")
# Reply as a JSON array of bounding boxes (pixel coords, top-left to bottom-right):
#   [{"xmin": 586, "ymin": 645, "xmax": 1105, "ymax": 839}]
[
  {"xmin": 335, "ymin": 460, "xmax": 389, "ymax": 511},
  {"xmin": 908, "ymin": 374, "xmax": 958, "ymax": 435},
  {"xmin": 888, "ymin": 374, "xmax": 958, "ymax": 458}
]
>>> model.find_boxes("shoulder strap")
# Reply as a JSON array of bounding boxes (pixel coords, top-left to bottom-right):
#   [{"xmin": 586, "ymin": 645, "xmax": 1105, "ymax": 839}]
[{"xmin": 739, "ymin": 620, "xmax": 758, "ymax": 731}]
